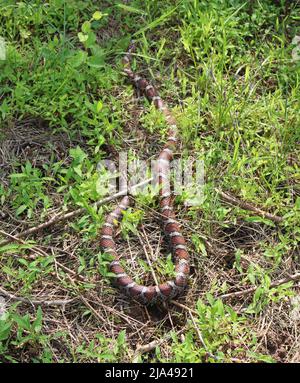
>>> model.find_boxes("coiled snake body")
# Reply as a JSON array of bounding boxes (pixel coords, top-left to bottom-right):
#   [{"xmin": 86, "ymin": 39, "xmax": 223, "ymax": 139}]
[{"xmin": 100, "ymin": 44, "xmax": 190, "ymax": 305}]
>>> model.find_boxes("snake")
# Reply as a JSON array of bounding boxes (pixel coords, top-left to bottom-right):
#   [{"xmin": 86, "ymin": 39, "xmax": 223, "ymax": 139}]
[{"xmin": 100, "ymin": 43, "xmax": 190, "ymax": 305}]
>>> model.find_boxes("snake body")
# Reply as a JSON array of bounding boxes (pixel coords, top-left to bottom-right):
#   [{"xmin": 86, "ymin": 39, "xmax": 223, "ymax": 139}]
[{"xmin": 100, "ymin": 44, "xmax": 190, "ymax": 305}]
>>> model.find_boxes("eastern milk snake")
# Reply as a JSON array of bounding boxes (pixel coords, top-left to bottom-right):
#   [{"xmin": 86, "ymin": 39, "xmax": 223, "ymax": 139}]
[{"xmin": 100, "ymin": 44, "xmax": 190, "ymax": 304}]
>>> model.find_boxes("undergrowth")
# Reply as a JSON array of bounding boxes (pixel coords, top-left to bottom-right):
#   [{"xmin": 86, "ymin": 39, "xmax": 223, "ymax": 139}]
[{"xmin": 0, "ymin": 0, "xmax": 299, "ymax": 363}]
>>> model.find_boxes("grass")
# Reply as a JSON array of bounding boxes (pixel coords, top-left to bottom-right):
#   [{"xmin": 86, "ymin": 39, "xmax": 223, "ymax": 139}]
[{"xmin": 0, "ymin": 0, "xmax": 299, "ymax": 363}]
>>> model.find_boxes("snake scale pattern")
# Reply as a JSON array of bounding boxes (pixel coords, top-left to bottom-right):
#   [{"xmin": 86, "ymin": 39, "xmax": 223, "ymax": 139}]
[{"xmin": 100, "ymin": 44, "xmax": 190, "ymax": 305}]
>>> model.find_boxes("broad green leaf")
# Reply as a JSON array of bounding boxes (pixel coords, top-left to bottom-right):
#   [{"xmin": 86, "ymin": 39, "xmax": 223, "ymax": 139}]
[
  {"xmin": 81, "ymin": 21, "xmax": 91, "ymax": 34},
  {"xmin": 92, "ymin": 11, "xmax": 103, "ymax": 20},
  {"xmin": 96, "ymin": 100, "xmax": 103, "ymax": 112},
  {"xmin": 0, "ymin": 321, "xmax": 11, "ymax": 341},
  {"xmin": 78, "ymin": 32, "xmax": 88, "ymax": 42}
]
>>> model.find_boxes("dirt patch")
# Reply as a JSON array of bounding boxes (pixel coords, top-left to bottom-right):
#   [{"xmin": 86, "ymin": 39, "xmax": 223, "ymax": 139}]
[{"xmin": 0, "ymin": 117, "xmax": 77, "ymax": 185}]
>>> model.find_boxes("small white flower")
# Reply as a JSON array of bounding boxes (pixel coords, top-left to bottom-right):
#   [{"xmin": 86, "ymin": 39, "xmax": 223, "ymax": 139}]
[
  {"xmin": 0, "ymin": 296, "xmax": 6, "ymax": 318},
  {"xmin": 0, "ymin": 37, "xmax": 6, "ymax": 60},
  {"xmin": 292, "ymin": 36, "xmax": 300, "ymax": 62},
  {"xmin": 290, "ymin": 296, "xmax": 300, "ymax": 322}
]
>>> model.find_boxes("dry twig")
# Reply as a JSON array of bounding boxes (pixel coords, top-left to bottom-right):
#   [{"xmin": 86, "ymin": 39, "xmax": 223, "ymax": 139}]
[
  {"xmin": 216, "ymin": 188, "xmax": 283, "ymax": 223},
  {"xmin": 0, "ymin": 286, "xmax": 75, "ymax": 306},
  {"xmin": 0, "ymin": 178, "xmax": 153, "ymax": 246},
  {"xmin": 219, "ymin": 273, "xmax": 300, "ymax": 299}
]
